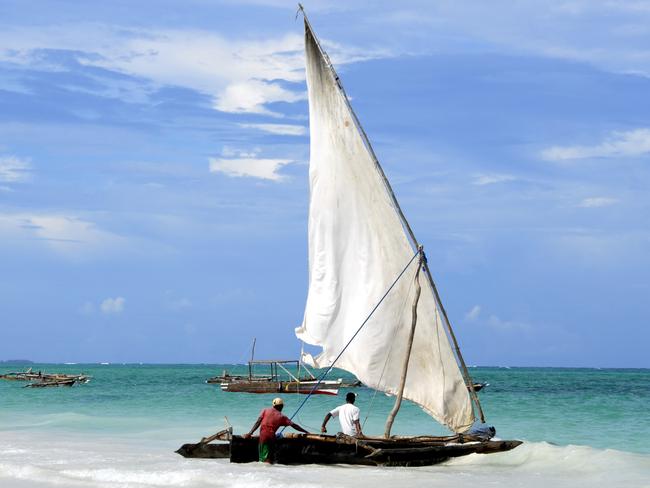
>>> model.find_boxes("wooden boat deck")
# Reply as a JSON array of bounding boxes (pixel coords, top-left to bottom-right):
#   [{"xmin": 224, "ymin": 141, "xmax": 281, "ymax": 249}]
[{"xmin": 176, "ymin": 430, "xmax": 522, "ymax": 466}]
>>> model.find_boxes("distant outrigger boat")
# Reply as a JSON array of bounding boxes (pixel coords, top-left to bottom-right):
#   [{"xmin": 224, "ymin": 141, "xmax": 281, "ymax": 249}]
[
  {"xmin": 209, "ymin": 359, "xmax": 342, "ymax": 395},
  {"xmin": 207, "ymin": 338, "xmax": 352, "ymax": 394},
  {"xmin": 0, "ymin": 368, "xmax": 91, "ymax": 387}
]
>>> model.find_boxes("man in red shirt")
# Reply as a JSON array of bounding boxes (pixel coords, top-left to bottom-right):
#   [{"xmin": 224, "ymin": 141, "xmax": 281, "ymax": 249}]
[{"xmin": 244, "ymin": 397, "xmax": 309, "ymax": 463}]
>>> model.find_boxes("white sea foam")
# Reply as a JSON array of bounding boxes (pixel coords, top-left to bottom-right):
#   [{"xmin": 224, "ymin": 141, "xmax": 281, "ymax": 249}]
[{"xmin": 1, "ymin": 431, "xmax": 649, "ymax": 488}]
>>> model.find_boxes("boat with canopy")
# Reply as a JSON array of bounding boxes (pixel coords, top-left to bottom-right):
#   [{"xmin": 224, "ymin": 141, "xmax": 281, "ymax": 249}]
[
  {"xmin": 210, "ymin": 359, "xmax": 342, "ymax": 395},
  {"xmin": 206, "ymin": 338, "xmax": 344, "ymax": 394}
]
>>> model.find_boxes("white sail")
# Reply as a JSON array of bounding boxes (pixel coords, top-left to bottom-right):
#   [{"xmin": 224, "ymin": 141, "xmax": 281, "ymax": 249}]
[{"xmin": 295, "ymin": 22, "xmax": 475, "ymax": 433}]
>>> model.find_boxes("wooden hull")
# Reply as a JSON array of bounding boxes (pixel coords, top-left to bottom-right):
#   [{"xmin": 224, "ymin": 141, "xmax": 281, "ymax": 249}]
[
  {"xmin": 176, "ymin": 442, "xmax": 231, "ymax": 459},
  {"xmin": 220, "ymin": 379, "xmax": 340, "ymax": 395},
  {"xmin": 25, "ymin": 379, "xmax": 77, "ymax": 388},
  {"xmin": 208, "ymin": 377, "xmax": 361, "ymax": 388},
  {"xmin": 1, "ymin": 373, "xmax": 90, "ymax": 383},
  {"xmin": 0, "ymin": 375, "xmax": 28, "ymax": 381},
  {"xmin": 177, "ymin": 434, "xmax": 522, "ymax": 467}
]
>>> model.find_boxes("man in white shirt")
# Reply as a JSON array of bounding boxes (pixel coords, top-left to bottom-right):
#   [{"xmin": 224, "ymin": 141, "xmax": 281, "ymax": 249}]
[{"xmin": 321, "ymin": 392, "xmax": 363, "ymax": 437}]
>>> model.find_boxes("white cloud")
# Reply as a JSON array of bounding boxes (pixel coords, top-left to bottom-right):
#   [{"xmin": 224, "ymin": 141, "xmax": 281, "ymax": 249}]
[
  {"xmin": 100, "ymin": 297, "xmax": 125, "ymax": 314},
  {"xmin": 368, "ymin": 3, "xmax": 650, "ymax": 76},
  {"xmin": 0, "ymin": 212, "xmax": 131, "ymax": 259},
  {"xmin": 465, "ymin": 305, "xmax": 481, "ymax": 321},
  {"xmin": 76, "ymin": 29, "xmax": 308, "ymax": 116},
  {"xmin": 209, "ymin": 147, "xmax": 294, "ymax": 181},
  {"xmin": 0, "ymin": 155, "xmax": 31, "ymax": 183},
  {"xmin": 472, "ymin": 173, "xmax": 516, "ymax": 186},
  {"xmin": 209, "ymin": 157, "xmax": 292, "ymax": 181},
  {"xmin": 485, "ymin": 314, "xmax": 532, "ymax": 332},
  {"xmin": 221, "ymin": 146, "xmax": 260, "ymax": 158},
  {"xmin": 465, "ymin": 305, "xmax": 531, "ymax": 331},
  {"xmin": 578, "ymin": 197, "xmax": 618, "ymax": 208},
  {"xmin": 239, "ymin": 123, "xmax": 307, "ymax": 136},
  {"xmin": 541, "ymin": 128, "xmax": 650, "ymax": 161},
  {"xmin": 214, "ymin": 80, "xmax": 305, "ymax": 116},
  {"xmin": 0, "ymin": 21, "xmax": 390, "ymax": 117},
  {"xmin": 0, "ymin": 25, "xmax": 305, "ymax": 115},
  {"xmin": 27, "ymin": 215, "xmax": 124, "ymax": 250}
]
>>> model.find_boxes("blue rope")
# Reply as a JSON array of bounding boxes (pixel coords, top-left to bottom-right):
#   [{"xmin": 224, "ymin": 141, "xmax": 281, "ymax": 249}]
[{"xmin": 282, "ymin": 248, "xmax": 421, "ymax": 431}]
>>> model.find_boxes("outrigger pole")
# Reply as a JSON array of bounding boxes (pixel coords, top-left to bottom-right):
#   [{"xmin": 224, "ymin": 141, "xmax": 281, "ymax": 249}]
[{"xmin": 297, "ymin": 4, "xmax": 486, "ymax": 425}]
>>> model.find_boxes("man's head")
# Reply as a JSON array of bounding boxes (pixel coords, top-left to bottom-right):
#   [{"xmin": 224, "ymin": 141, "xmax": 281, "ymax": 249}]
[
  {"xmin": 272, "ymin": 397, "xmax": 284, "ymax": 411},
  {"xmin": 346, "ymin": 392, "xmax": 356, "ymax": 404}
]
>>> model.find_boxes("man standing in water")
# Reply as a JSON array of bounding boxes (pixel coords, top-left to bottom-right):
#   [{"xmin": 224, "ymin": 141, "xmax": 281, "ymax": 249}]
[
  {"xmin": 321, "ymin": 392, "xmax": 363, "ymax": 437},
  {"xmin": 244, "ymin": 397, "xmax": 309, "ymax": 463}
]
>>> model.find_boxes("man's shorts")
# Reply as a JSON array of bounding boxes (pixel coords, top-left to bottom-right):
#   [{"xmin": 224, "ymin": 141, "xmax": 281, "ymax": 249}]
[{"xmin": 258, "ymin": 442, "xmax": 271, "ymax": 463}]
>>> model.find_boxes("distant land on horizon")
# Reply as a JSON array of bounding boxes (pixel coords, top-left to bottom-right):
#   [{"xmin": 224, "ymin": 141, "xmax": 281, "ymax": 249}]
[{"xmin": 0, "ymin": 360, "xmax": 647, "ymax": 370}]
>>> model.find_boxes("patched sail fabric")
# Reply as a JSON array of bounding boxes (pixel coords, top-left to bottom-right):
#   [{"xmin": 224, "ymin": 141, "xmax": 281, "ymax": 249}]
[{"xmin": 295, "ymin": 23, "xmax": 475, "ymax": 433}]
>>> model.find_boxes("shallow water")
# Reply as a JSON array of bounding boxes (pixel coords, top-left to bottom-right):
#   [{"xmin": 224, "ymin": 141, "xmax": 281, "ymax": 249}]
[{"xmin": 1, "ymin": 364, "xmax": 649, "ymax": 487}]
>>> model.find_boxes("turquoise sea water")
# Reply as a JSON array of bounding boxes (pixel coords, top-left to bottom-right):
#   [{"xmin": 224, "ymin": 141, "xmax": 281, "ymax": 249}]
[{"xmin": 1, "ymin": 364, "xmax": 649, "ymax": 488}]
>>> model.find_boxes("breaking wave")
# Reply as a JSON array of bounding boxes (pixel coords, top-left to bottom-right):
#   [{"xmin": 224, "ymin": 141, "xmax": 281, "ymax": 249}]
[{"xmin": 0, "ymin": 433, "xmax": 648, "ymax": 488}]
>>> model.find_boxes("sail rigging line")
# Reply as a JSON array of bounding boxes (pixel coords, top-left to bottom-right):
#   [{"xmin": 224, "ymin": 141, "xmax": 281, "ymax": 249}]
[
  {"xmin": 421, "ymin": 260, "xmax": 486, "ymax": 423},
  {"xmin": 281, "ymin": 248, "xmax": 422, "ymax": 431},
  {"xmin": 361, "ymin": 271, "xmax": 414, "ymax": 429},
  {"xmin": 300, "ymin": 4, "xmax": 486, "ymax": 423}
]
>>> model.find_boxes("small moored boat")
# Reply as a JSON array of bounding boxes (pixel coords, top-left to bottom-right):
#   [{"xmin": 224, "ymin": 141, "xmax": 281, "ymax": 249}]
[
  {"xmin": 211, "ymin": 359, "xmax": 341, "ymax": 395},
  {"xmin": 1, "ymin": 368, "xmax": 91, "ymax": 386}
]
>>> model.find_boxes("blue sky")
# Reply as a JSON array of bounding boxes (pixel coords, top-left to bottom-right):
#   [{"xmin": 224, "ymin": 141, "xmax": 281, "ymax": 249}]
[{"xmin": 1, "ymin": 1, "xmax": 648, "ymax": 367}]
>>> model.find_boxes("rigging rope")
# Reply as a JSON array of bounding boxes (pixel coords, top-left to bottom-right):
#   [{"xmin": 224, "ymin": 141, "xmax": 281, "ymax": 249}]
[
  {"xmin": 361, "ymin": 273, "xmax": 414, "ymax": 429},
  {"xmin": 282, "ymin": 248, "xmax": 422, "ymax": 431}
]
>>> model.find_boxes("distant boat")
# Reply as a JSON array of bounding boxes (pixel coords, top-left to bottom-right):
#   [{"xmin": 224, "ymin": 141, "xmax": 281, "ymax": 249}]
[
  {"xmin": 1, "ymin": 368, "xmax": 91, "ymax": 387},
  {"xmin": 472, "ymin": 382, "xmax": 489, "ymax": 392},
  {"xmin": 178, "ymin": 6, "xmax": 520, "ymax": 466},
  {"xmin": 207, "ymin": 338, "xmax": 347, "ymax": 395},
  {"xmin": 209, "ymin": 359, "xmax": 341, "ymax": 396}
]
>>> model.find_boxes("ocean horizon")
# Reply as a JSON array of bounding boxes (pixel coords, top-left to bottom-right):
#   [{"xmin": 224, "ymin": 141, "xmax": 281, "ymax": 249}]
[
  {"xmin": 3, "ymin": 360, "xmax": 648, "ymax": 368},
  {"xmin": 1, "ymin": 364, "xmax": 648, "ymax": 487}
]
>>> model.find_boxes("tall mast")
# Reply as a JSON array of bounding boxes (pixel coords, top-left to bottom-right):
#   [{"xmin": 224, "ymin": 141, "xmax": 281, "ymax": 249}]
[
  {"xmin": 299, "ymin": 4, "xmax": 485, "ymax": 424},
  {"xmin": 384, "ymin": 250, "xmax": 423, "ymax": 438}
]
